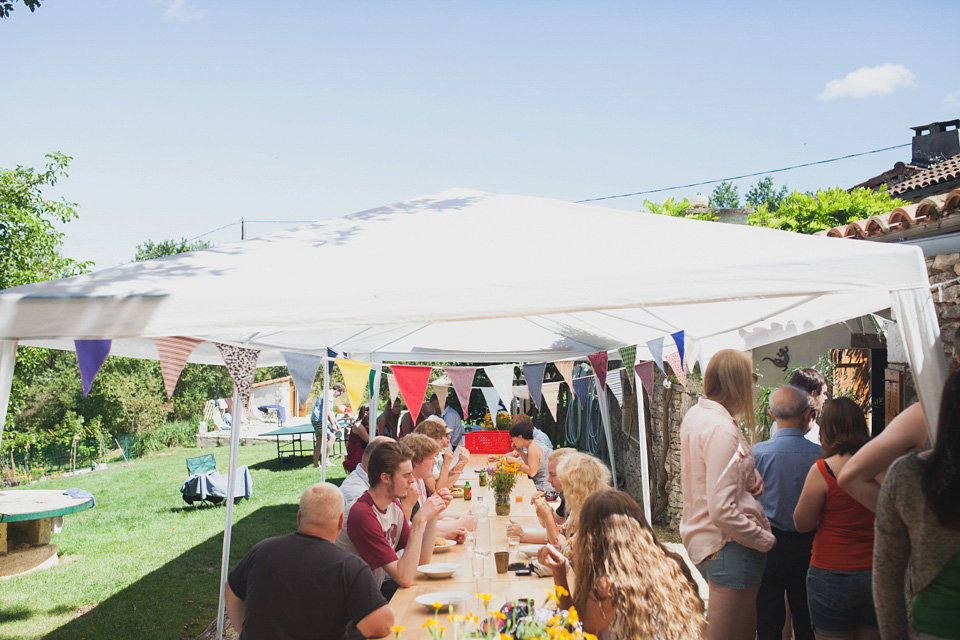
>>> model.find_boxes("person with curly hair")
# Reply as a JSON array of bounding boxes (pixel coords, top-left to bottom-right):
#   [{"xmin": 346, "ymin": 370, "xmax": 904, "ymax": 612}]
[
  {"xmin": 539, "ymin": 489, "xmax": 706, "ymax": 639},
  {"xmin": 538, "ymin": 451, "xmax": 611, "ymax": 562},
  {"xmin": 874, "ymin": 369, "xmax": 960, "ymax": 639}
]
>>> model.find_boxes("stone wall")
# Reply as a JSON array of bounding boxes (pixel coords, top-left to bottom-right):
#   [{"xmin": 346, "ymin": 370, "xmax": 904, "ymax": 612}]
[{"xmin": 927, "ymin": 251, "xmax": 960, "ymax": 359}]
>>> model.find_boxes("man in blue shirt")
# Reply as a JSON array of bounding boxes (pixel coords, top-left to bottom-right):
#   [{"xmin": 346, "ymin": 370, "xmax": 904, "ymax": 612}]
[{"xmin": 753, "ymin": 385, "xmax": 823, "ymax": 640}]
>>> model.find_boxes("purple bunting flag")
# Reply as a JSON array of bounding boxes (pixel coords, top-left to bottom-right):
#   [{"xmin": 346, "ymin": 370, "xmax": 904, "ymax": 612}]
[
  {"xmin": 522, "ymin": 363, "xmax": 546, "ymax": 411},
  {"xmin": 75, "ymin": 339, "xmax": 112, "ymax": 397}
]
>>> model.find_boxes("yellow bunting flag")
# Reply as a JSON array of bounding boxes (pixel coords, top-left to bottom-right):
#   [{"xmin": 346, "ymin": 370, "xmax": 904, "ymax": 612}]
[{"xmin": 336, "ymin": 357, "xmax": 372, "ymax": 413}]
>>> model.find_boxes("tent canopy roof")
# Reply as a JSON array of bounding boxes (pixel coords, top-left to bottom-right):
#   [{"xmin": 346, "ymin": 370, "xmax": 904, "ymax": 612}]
[{"xmin": 0, "ymin": 188, "xmax": 932, "ymax": 364}]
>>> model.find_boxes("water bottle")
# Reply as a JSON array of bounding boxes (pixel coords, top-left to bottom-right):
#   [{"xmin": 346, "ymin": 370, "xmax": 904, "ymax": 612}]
[{"xmin": 474, "ymin": 495, "xmax": 491, "ymax": 559}]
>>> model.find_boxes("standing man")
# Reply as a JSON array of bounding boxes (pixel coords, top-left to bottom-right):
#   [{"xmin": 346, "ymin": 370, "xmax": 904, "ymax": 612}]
[
  {"xmin": 438, "ymin": 394, "xmax": 465, "ymax": 450},
  {"xmin": 753, "ymin": 385, "xmax": 824, "ymax": 640},
  {"xmin": 312, "ymin": 383, "xmax": 345, "ymax": 468},
  {"xmin": 336, "ymin": 440, "xmax": 451, "ymax": 590},
  {"xmin": 225, "ymin": 482, "xmax": 393, "ymax": 640}
]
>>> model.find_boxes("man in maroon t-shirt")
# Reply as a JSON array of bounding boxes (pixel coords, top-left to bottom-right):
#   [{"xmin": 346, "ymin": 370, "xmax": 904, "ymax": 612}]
[{"xmin": 336, "ymin": 439, "xmax": 451, "ymax": 588}]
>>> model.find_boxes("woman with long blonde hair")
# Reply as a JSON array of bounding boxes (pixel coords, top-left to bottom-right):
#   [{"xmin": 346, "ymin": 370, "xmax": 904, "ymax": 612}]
[
  {"xmin": 537, "ymin": 451, "xmax": 611, "ymax": 558},
  {"xmin": 680, "ymin": 349, "xmax": 775, "ymax": 640},
  {"xmin": 540, "ymin": 489, "xmax": 706, "ymax": 639}
]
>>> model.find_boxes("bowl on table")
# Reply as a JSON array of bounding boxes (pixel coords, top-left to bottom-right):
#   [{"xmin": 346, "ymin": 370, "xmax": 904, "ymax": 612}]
[
  {"xmin": 432, "ymin": 539, "xmax": 457, "ymax": 553},
  {"xmin": 417, "ymin": 562, "xmax": 461, "ymax": 579}
]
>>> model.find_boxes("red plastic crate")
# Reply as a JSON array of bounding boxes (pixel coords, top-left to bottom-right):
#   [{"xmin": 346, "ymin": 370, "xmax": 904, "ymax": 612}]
[{"xmin": 463, "ymin": 429, "xmax": 513, "ymax": 454}]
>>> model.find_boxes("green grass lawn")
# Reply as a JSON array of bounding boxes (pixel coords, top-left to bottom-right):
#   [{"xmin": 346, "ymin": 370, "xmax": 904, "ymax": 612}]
[{"xmin": 0, "ymin": 442, "xmax": 346, "ymax": 640}]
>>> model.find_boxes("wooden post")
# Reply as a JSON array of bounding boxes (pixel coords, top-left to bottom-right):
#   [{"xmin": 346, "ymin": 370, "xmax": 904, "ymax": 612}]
[{"xmin": 884, "ymin": 369, "xmax": 903, "ymax": 430}]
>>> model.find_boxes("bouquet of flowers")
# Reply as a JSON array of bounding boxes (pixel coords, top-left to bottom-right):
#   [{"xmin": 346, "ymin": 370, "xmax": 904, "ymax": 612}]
[
  {"xmin": 481, "ymin": 411, "xmax": 512, "ymax": 430},
  {"xmin": 489, "ymin": 457, "xmax": 523, "ymax": 495}
]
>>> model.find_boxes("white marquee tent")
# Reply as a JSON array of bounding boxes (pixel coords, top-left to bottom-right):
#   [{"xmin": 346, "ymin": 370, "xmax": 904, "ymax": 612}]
[{"xmin": 0, "ymin": 188, "xmax": 948, "ymax": 637}]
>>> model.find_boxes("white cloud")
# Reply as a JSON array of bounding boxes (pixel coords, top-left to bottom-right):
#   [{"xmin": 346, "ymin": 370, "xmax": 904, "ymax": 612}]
[
  {"xmin": 817, "ymin": 63, "xmax": 916, "ymax": 100},
  {"xmin": 945, "ymin": 90, "xmax": 960, "ymax": 107},
  {"xmin": 161, "ymin": 0, "xmax": 204, "ymax": 22}
]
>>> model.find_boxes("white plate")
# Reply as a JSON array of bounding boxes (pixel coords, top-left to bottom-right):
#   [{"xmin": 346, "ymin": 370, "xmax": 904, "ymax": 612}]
[
  {"xmin": 525, "ymin": 527, "xmax": 546, "ymax": 536},
  {"xmin": 519, "ymin": 544, "xmax": 543, "ymax": 558},
  {"xmin": 432, "ymin": 539, "xmax": 456, "ymax": 553},
  {"xmin": 414, "ymin": 591, "xmax": 471, "ymax": 610},
  {"xmin": 417, "ymin": 562, "xmax": 461, "ymax": 578}
]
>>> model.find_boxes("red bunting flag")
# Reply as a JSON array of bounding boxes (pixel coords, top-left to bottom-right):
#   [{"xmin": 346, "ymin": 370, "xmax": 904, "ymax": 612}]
[
  {"xmin": 587, "ymin": 351, "xmax": 609, "ymax": 391},
  {"xmin": 390, "ymin": 364, "xmax": 433, "ymax": 417}
]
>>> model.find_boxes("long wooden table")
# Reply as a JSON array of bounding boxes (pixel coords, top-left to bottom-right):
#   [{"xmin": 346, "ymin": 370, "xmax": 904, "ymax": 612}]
[{"xmin": 388, "ymin": 454, "xmax": 555, "ymax": 631}]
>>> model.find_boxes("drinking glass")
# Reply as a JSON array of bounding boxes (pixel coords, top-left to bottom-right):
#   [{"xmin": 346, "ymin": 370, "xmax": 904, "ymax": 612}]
[{"xmin": 507, "ymin": 533, "xmax": 520, "ymax": 560}]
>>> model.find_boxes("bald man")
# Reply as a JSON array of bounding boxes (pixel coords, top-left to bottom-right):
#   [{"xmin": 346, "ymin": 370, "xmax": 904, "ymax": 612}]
[{"xmin": 225, "ymin": 483, "xmax": 393, "ymax": 639}]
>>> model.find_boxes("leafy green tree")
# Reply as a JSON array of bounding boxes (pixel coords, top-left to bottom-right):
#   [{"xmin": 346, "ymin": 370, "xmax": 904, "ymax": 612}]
[
  {"xmin": 709, "ymin": 181, "xmax": 740, "ymax": 208},
  {"xmin": 745, "ymin": 177, "xmax": 789, "ymax": 212},
  {"xmin": 0, "ymin": 0, "xmax": 40, "ymax": 19},
  {"xmin": 750, "ymin": 187, "xmax": 907, "ymax": 234},
  {"xmin": 133, "ymin": 237, "xmax": 211, "ymax": 262},
  {"xmin": 642, "ymin": 197, "xmax": 717, "ymax": 222}
]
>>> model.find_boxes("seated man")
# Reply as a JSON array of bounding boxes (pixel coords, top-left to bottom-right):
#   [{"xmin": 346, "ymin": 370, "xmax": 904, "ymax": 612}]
[
  {"xmin": 336, "ymin": 440, "xmax": 452, "ymax": 590},
  {"xmin": 225, "ymin": 482, "xmax": 393, "ymax": 640},
  {"xmin": 340, "ymin": 436, "xmax": 394, "ymax": 509}
]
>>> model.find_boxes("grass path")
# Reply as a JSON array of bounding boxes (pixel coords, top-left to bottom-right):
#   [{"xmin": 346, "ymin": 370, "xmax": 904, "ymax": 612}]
[{"xmin": 0, "ymin": 442, "xmax": 345, "ymax": 640}]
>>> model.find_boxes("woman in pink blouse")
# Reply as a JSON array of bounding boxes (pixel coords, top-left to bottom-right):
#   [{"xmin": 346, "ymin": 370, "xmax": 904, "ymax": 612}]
[{"xmin": 680, "ymin": 349, "xmax": 776, "ymax": 640}]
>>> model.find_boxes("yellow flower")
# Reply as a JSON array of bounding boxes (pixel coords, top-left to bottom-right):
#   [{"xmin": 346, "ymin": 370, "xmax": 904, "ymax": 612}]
[
  {"xmin": 477, "ymin": 592, "xmax": 494, "ymax": 605},
  {"xmin": 554, "ymin": 584, "xmax": 569, "ymax": 597},
  {"xmin": 423, "ymin": 618, "xmax": 437, "ymax": 627},
  {"xmin": 493, "ymin": 611, "xmax": 506, "ymax": 620},
  {"xmin": 432, "ymin": 601, "xmax": 443, "ymax": 611},
  {"xmin": 583, "ymin": 634, "xmax": 599, "ymax": 640},
  {"xmin": 500, "ymin": 634, "xmax": 513, "ymax": 640},
  {"xmin": 568, "ymin": 606, "xmax": 579, "ymax": 624},
  {"xmin": 389, "ymin": 625, "xmax": 405, "ymax": 635}
]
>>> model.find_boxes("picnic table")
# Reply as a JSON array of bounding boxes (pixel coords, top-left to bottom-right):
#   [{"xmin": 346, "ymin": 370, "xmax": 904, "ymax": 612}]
[
  {"xmin": 259, "ymin": 422, "xmax": 316, "ymax": 468},
  {"xmin": 0, "ymin": 489, "xmax": 96, "ymax": 577}
]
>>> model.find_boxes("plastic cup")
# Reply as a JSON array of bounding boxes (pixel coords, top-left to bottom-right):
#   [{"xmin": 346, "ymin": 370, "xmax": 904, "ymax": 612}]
[{"xmin": 495, "ymin": 551, "xmax": 509, "ymax": 573}]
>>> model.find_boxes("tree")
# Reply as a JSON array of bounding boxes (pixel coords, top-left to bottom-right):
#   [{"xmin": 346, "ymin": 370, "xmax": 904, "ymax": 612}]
[
  {"xmin": 745, "ymin": 177, "xmax": 789, "ymax": 212},
  {"xmin": 642, "ymin": 197, "xmax": 717, "ymax": 222},
  {"xmin": 0, "ymin": 152, "xmax": 90, "ymax": 290},
  {"xmin": 134, "ymin": 237, "xmax": 211, "ymax": 262},
  {"xmin": 750, "ymin": 187, "xmax": 908, "ymax": 234},
  {"xmin": 709, "ymin": 181, "xmax": 740, "ymax": 208},
  {"xmin": 0, "ymin": 0, "xmax": 40, "ymax": 19}
]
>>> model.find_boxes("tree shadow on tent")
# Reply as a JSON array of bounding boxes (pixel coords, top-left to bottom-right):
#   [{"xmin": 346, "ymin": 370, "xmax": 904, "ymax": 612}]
[{"xmin": 44, "ymin": 504, "xmax": 297, "ymax": 640}]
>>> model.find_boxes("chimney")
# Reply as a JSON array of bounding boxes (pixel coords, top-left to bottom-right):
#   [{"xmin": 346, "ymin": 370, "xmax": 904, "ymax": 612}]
[{"xmin": 910, "ymin": 119, "xmax": 960, "ymax": 167}]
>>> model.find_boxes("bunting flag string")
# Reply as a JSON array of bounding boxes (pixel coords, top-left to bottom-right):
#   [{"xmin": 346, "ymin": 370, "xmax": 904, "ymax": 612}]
[
  {"xmin": 484, "ymin": 364, "xmax": 516, "ymax": 411},
  {"xmin": 390, "ymin": 364, "xmax": 432, "ymax": 415},
  {"xmin": 554, "ymin": 359, "xmax": 576, "ymax": 393},
  {"xmin": 154, "ymin": 336, "xmax": 204, "ymax": 402},
  {"xmin": 336, "ymin": 357, "xmax": 372, "ymax": 413},
  {"xmin": 281, "ymin": 351, "xmax": 323, "ymax": 404},
  {"xmin": 216, "ymin": 343, "xmax": 260, "ymax": 410},
  {"xmin": 444, "ymin": 366, "xmax": 477, "ymax": 417},
  {"xmin": 646, "ymin": 337, "xmax": 666, "ymax": 375},
  {"xmin": 521, "ymin": 362, "xmax": 546, "ymax": 411},
  {"xmin": 572, "ymin": 376, "xmax": 591, "ymax": 407},
  {"xmin": 618, "ymin": 345, "xmax": 637, "ymax": 374},
  {"xmin": 671, "ymin": 330, "xmax": 685, "ymax": 369},
  {"xmin": 75, "ymin": 339, "xmax": 112, "ymax": 397},
  {"xmin": 664, "ymin": 351, "xmax": 688, "ymax": 387},
  {"xmin": 541, "ymin": 381, "xmax": 562, "ymax": 421},
  {"xmin": 606, "ymin": 369, "xmax": 624, "ymax": 407},
  {"xmin": 635, "ymin": 361, "xmax": 655, "ymax": 400},
  {"xmin": 587, "ymin": 351, "xmax": 609, "ymax": 391},
  {"xmin": 480, "ymin": 386, "xmax": 503, "ymax": 419},
  {"xmin": 386, "ymin": 373, "xmax": 400, "ymax": 405}
]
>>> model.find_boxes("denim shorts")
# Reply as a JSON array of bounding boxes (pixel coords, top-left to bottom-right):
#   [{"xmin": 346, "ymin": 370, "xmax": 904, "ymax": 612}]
[
  {"xmin": 695, "ymin": 541, "xmax": 767, "ymax": 590},
  {"xmin": 806, "ymin": 565, "xmax": 877, "ymax": 636}
]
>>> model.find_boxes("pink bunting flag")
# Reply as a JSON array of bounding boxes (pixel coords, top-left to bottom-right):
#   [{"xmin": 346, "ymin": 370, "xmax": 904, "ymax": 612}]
[
  {"xmin": 444, "ymin": 366, "xmax": 477, "ymax": 417},
  {"xmin": 664, "ymin": 352, "xmax": 688, "ymax": 388},
  {"xmin": 216, "ymin": 343, "xmax": 260, "ymax": 410},
  {"xmin": 635, "ymin": 361, "xmax": 655, "ymax": 400},
  {"xmin": 391, "ymin": 364, "xmax": 432, "ymax": 415},
  {"xmin": 154, "ymin": 337, "xmax": 204, "ymax": 401},
  {"xmin": 75, "ymin": 339, "xmax": 111, "ymax": 397},
  {"xmin": 587, "ymin": 351, "xmax": 609, "ymax": 391},
  {"xmin": 541, "ymin": 381, "xmax": 562, "ymax": 421},
  {"xmin": 553, "ymin": 359, "xmax": 576, "ymax": 392}
]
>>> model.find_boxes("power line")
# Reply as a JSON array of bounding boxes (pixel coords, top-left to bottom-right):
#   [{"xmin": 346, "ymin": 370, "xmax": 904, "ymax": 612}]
[
  {"xmin": 188, "ymin": 219, "xmax": 315, "ymax": 243},
  {"xmin": 575, "ymin": 143, "xmax": 911, "ymax": 203}
]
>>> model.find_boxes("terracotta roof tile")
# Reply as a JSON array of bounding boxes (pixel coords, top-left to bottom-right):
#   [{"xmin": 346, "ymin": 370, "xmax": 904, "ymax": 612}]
[
  {"xmin": 889, "ymin": 155, "xmax": 960, "ymax": 196},
  {"xmin": 825, "ymin": 187, "xmax": 960, "ymax": 239}
]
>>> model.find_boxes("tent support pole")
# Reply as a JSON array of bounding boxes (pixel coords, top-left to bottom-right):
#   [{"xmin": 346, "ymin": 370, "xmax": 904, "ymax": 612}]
[
  {"xmin": 593, "ymin": 371, "xmax": 618, "ymax": 490},
  {"xmin": 371, "ymin": 361, "xmax": 382, "ymax": 435},
  {"xmin": 635, "ymin": 370, "xmax": 652, "ymax": 524},
  {"xmin": 0, "ymin": 340, "xmax": 18, "ymax": 443},
  {"xmin": 216, "ymin": 385, "xmax": 243, "ymax": 640},
  {"xmin": 320, "ymin": 355, "xmax": 331, "ymax": 483}
]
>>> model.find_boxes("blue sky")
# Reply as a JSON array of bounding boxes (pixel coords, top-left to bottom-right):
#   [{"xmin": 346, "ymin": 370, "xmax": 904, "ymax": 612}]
[{"xmin": 2, "ymin": 0, "xmax": 958, "ymax": 270}]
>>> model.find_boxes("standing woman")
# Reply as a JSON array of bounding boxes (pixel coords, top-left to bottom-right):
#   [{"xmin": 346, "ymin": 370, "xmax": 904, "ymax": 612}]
[
  {"xmin": 343, "ymin": 405, "xmax": 371, "ymax": 473},
  {"xmin": 874, "ymin": 369, "xmax": 960, "ymax": 640},
  {"xmin": 680, "ymin": 349, "xmax": 775, "ymax": 640},
  {"xmin": 793, "ymin": 398, "xmax": 878, "ymax": 640}
]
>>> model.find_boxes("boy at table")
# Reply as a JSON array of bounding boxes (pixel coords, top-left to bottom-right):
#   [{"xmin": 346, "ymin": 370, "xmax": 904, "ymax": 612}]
[{"xmin": 336, "ymin": 440, "xmax": 452, "ymax": 592}]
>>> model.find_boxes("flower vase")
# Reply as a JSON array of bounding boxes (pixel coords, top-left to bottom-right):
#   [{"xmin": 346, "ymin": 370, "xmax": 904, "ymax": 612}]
[{"xmin": 494, "ymin": 489, "xmax": 511, "ymax": 516}]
